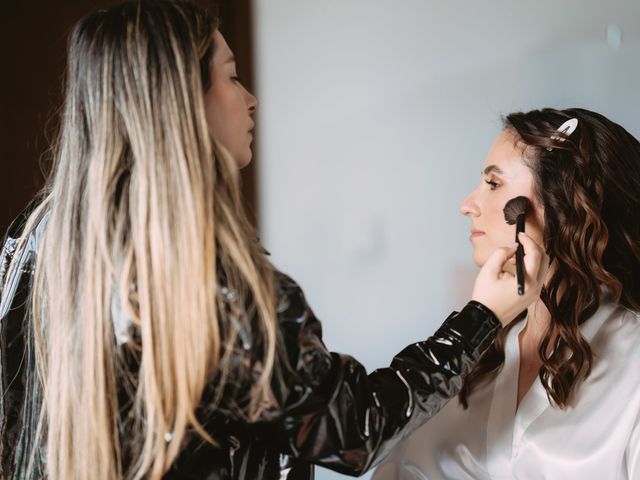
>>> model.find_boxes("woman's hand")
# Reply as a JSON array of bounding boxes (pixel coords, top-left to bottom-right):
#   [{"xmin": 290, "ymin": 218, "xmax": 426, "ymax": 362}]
[{"xmin": 471, "ymin": 232, "xmax": 548, "ymax": 326}]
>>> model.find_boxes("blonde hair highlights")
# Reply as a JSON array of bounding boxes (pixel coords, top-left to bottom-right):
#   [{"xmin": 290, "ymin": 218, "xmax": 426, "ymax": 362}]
[{"xmin": 3, "ymin": 2, "xmax": 277, "ymax": 479}]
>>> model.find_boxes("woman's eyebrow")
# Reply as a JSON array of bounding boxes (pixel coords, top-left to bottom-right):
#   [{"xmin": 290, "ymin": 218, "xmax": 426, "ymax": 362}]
[{"xmin": 482, "ymin": 165, "xmax": 505, "ymax": 176}]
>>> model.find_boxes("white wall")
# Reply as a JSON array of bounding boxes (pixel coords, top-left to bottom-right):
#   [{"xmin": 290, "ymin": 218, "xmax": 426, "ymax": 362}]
[{"xmin": 252, "ymin": 2, "xmax": 640, "ymax": 479}]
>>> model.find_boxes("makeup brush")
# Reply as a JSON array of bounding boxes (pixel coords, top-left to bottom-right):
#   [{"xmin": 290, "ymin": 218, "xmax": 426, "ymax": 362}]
[{"xmin": 503, "ymin": 196, "xmax": 530, "ymax": 296}]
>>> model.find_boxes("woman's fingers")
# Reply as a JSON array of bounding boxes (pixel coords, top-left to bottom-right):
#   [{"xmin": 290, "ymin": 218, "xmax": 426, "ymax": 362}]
[
  {"xmin": 471, "ymin": 234, "xmax": 548, "ymax": 327},
  {"xmin": 482, "ymin": 243, "xmax": 518, "ymax": 278}
]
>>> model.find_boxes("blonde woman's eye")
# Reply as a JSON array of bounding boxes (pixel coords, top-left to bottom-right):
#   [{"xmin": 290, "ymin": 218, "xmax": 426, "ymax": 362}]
[{"xmin": 231, "ymin": 75, "xmax": 242, "ymax": 82}]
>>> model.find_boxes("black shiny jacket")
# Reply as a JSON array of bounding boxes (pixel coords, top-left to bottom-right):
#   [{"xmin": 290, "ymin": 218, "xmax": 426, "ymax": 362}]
[{"xmin": 0, "ymin": 203, "xmax": 501, "ymax": 479}]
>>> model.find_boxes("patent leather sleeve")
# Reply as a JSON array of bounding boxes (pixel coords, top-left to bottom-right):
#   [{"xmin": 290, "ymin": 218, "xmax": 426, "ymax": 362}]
[
  {"xmin": 0, "ymin": 199, "xmax": 49, "ymax": 479},
  {"xmin": 273, "ymin": 274, "xmax": 501, "ymax": 476}
]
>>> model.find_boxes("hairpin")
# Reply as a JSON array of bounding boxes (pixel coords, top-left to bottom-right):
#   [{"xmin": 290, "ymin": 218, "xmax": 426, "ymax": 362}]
[{"xmin": 547, "ymin": 118, "xmax": 578, "ymax": 151}]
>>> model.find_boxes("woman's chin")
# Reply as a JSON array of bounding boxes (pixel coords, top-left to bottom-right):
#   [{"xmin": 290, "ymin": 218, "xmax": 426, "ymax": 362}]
[
  {"xmin": 472, "ymin": 251, "xmax": 486, "ymax": 268},
  {"xmin": 473, "ymin": 251, "xmax": 516, "ymax": 274},
  {"xmin": 236, "ymin": 150, "xmax": 253, "ymax": 169}
]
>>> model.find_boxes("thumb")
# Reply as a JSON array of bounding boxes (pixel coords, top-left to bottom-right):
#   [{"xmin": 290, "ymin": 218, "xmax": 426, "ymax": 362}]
[{"xmin": 481, "ymin": 243, "xmax": 518, "ymax": 276}]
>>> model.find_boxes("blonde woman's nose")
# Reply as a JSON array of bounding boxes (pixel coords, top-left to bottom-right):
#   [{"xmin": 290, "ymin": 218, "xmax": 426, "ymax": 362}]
[{"xmin": 245, "ymin": 89, "xmax": 258, "ymax": 113}]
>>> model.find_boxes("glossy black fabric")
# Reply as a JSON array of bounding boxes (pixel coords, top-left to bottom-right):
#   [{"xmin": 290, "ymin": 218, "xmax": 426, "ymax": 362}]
[{"xmin": 0, "ymin": 203, "xmax": 501, "ymax": 479}]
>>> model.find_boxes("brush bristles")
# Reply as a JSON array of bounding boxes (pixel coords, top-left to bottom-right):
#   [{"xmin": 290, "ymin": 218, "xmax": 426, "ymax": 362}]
[{"xmin": 503, "ymin": 196, "xmax": 530, "ymax": 225}]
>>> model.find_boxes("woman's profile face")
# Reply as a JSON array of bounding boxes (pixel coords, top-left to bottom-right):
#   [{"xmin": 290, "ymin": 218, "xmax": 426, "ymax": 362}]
[
  {"xmin": 204, "ymin": 31, "xmax": 258, "ymax": 168},
  {"xmin": 459, "ymin": 130, "xmax": 545, "ymax": 267}
]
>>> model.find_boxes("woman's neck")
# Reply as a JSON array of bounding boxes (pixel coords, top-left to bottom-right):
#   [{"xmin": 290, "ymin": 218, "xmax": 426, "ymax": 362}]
[
  {"xmin": 515, "ymin": 297, "xmax": 553, "ymax": 409},
  {"xmin": 521, "ymin": 269, "xmax": 558, "ymax": 345},
  {"xmin": 521, "ymin": 298, "xmax": 552, "ymax": 343}
]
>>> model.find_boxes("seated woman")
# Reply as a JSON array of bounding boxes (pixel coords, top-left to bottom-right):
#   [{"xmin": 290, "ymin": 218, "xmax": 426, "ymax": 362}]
[{"xmin": 373, "ymin": 108, "xmax": 640, "ymax": 479}]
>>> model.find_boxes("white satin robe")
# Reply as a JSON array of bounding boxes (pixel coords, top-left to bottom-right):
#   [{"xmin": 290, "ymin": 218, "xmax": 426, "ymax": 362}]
[{"xmin": 373, "ymin": 301, "xmax": 640, "ymax": 480}]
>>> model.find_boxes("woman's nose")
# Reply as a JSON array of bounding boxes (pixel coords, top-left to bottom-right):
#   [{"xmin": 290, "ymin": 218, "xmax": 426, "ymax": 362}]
[
  {"xmin": 246, "ymin": 88, "xmax": 258, "ymax": 114},
  {"xmin": 459, "ymin": 191, "xmax": 479, "ymax": 217}
]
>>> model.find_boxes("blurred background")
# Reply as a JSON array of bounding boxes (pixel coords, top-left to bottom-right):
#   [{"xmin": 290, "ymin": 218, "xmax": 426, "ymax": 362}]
[{"xmin": 2, "ymin": 1, "xmax": 639, "ymax": 479}]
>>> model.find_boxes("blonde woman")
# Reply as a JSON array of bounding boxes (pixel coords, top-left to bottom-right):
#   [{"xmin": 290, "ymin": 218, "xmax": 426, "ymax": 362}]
[{"xmin": 0, "ymin": 2, "xmax": 547, "ymax": 479}]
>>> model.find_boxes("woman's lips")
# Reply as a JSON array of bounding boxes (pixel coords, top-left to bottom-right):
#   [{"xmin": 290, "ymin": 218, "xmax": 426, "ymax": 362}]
[{"xmin": 470, "ymin": 230, "xmax": 485, "ymax": 240}]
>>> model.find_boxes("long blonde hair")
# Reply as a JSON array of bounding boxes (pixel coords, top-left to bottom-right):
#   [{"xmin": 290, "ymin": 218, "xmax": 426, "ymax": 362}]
[{"xmin": 4, "ymin": 1, "xmax": 278, "ymax": 478}]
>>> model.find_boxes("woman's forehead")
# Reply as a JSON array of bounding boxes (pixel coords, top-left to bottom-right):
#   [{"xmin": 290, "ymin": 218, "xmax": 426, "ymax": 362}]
[
  {"xmin": 482, "ymin": 131, "xmax": 526, "ymax": 171},
  {"xmin": 213, "ymin": 31, "xmax": 233, "ymax": 60}
]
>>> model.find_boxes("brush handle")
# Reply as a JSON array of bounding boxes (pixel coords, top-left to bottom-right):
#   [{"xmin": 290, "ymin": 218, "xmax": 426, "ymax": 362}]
[{"xmin": 516, "ymin": 214, "xmax": 525, "ymax": 295}]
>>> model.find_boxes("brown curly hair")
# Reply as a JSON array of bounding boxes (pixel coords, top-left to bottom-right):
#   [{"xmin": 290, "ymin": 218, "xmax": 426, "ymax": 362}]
[{"xmin": 459, "ymin": 108, "xmax": 640, "ymax": 409}]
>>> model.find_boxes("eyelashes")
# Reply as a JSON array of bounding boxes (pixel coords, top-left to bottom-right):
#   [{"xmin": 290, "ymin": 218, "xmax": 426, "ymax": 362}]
[{"xmin": 484, "ymin": 179, "xmax": 500, "ymax": 190}]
